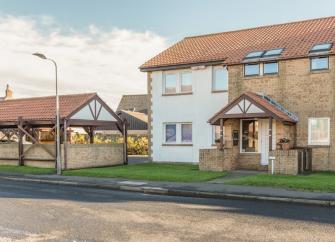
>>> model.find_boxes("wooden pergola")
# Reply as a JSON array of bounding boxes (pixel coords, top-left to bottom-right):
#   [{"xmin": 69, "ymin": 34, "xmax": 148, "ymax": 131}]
[{"xmin": 0, "ymin": 93, "xmax": 128, "ymax": 168}]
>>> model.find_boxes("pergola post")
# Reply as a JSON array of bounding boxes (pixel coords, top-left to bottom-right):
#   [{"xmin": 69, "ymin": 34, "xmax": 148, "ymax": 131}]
[
  {"xmin": 269, "ymin": 117, "xmax": 273, "ymax": 151},
  {"xmin": 89, "ymin": 127, "xmax": 94, "ymax": 144},
  {"xmin": 122, "ymin": 120, "xmax": 128, "ymax": 165},
  {"xmin": 219, "ymin": 118, "xmax": 224, "ymax": 150},
  {"xmin": 17, "ymin": 116, "xmax": 24, "ymax": 166}
]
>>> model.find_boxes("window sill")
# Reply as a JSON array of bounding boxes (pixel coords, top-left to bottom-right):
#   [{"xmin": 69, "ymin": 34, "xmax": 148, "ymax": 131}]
[
  {"xmin": 162, "ymin": 143, "xmax": 193, "ymax": 147},
  {"xmin": 162, "ymin": 92, "xmax": 193, "ymax": 96},
  {"xmin": 263, "ymin": 73, "xmax": 279, "ymax": 76},
  {"xmin": 212, "ymin": 90, "xmax": 228, "ymax": 93},
  {"xmin": 310, "ymin": 69, "xmax": 330, "ymax": 74},
  {"xmin": 242, "ymin": 74, "xmax": 279, "ymax": 80}
]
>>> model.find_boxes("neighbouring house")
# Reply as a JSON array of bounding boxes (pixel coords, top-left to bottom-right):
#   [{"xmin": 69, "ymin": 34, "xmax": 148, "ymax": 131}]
[
  {"xmin": 0, "ymin": 93, "xmax": 128, "ymax": 169},
  {"xmin": 116, "ymin": 94, "xmax": 149, "ymax": 135},
  {"xmin": 140, "ymin": 16, "xmax": 335, "ymax": 175},
  {"xmin": 116, "ymin": 110, "xmax": 148, "ymax": 135}
]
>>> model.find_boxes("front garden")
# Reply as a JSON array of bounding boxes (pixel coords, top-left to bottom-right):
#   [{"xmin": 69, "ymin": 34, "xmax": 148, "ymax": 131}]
[
  {"xmin": 63, "ymin": 163, "xmax": 226, "ymax": 182},
  {"xmin": 225, "ymin": 172, "xmax": 335, "ymax": 193}
]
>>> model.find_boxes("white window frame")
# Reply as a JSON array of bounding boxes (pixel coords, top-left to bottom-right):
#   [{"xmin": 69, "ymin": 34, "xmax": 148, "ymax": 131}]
[
  {"xmin": 212, "ymin": 66, "xmax": 228, "ymax": 92},
  {"xmin": 163, "ymin": 70, "xmax": 193, "ymax": 95},
  {"xmin": 308, "ymin": 117, "xmax": 330, "ymax": 146},
  {"xmin": 163, "ymin": 122, "xmax": 192, "ymax": 144},
  {"xmin": 212, "ymin": 125, "xmax": 222, "ymax": 144}
]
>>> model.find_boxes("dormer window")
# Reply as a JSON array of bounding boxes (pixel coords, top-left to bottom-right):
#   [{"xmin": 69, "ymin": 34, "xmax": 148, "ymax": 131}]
[
  {"xmin": 245, "ymin": 51, "xmax": 264, "ymax": 59},
  {"xmin": 310, "ymin": 43, "xmax": 332, "ymax": 53},
  {"xmin": 263, "ymin": 48, "xmax": 283, "ymax": 57}
]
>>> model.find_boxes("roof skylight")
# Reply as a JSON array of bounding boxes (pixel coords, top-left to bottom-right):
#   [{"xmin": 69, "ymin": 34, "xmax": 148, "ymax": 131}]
[
  {"xmin": 310, "ymin": 43, "xmax": 332, "ymax": 52},
  {"xmin": 245, "ymin": 51, "xmax": 264, "ymax": 59},
  {"xmin": 263, "ymin": 48, "xmax": 284, "ymax": 57}
]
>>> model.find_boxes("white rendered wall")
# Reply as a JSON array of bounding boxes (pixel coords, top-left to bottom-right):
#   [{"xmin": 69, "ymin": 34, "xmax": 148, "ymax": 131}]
[{"xmin": 151, "ymin": 66, "xmax": 228, "ymax": 163}]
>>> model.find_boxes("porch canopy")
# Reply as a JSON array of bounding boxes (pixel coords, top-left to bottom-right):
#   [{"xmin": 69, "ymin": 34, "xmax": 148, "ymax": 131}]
[
  {"xmin": 0, "ymin": 93, "xmax": 128, "ymax": 167},
  {"xmin": 208, "ymin": 92, "xmax": 298, "ymax": 150}
]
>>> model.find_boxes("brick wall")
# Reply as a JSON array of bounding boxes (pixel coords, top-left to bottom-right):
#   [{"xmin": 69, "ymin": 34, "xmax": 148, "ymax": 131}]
[
  {"xmin": 269, "ymin": 150, "xmax": 299, "ymax": 175},
  {"xmin": 0, "ymin": 143, "xmax": 124, "ymax": 169},
  {"xmin": 237, "ymin": 153, "xmax": 266, "ymax": 171},
  {"xmin": 65, "ymin": 144, "xmax": 123, "ymax": 169},
  {"xmin": 199, "ymin": 147, "xmax": 238, "ymax": 172}
]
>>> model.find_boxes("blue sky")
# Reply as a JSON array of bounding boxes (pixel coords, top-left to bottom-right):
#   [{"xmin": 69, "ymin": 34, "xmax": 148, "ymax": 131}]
[
  {"xmin": 1, "ymin": 0, "xmax": 334, "ymax": 41},
  {"xmin": 0, "ymin": 0, "xmax": 334, "ymax": 106}
]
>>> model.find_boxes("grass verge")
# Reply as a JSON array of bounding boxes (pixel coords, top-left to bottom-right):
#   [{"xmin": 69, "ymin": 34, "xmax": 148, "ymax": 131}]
[
  {"xmin": 63, "ymin": 163, "xmax": 226, "ymax": 182},
  {"xmin": 0, "ymin": 165, "xmax": 56, "ymax": 175},
  {"xmin": 225, "ymin": 172, "xmax": 335, "ymax": 192}
]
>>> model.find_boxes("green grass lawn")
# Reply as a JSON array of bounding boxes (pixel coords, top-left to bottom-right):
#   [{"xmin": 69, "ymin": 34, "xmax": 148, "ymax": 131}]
[
  {"xmin": 0, "ymin": 165, "xmax": 56, "ymax": 175},
  {"xmin": 63, "ymin": 163, "xmax": 226, "ymax": 182},
  {"xmin": 225, "ymin": 172, "xmax": 335, "ymax": 192}
]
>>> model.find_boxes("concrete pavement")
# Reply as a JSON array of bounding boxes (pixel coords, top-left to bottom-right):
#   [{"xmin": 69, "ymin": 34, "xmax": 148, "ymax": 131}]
[
  {"xmin": 0, "ymin": 178, "xmax": 334, "ymax": 241},
  {"xmin": 0, "ymin": 172, "xmax": 335, "ymax": 207}
]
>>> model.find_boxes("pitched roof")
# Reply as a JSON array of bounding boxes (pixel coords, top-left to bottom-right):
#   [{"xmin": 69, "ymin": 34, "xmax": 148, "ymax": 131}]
[
  {"xmin": 117, "ymin": 94, "xmax": 149, "ymax": 114},
  {"xmin": 120, "ymin": 110, "xmax": 148, "ymax": 123},
  {"xmin": 209, "ymin": 92, "xmax": 298, "ymax": 125},
  {"xmin": 141, "ymin": 16, "xmax": 335, "ymax": 70},
  {"xmin": 0, "ymin": 93, "xmax": 96, "ymax": 122}
]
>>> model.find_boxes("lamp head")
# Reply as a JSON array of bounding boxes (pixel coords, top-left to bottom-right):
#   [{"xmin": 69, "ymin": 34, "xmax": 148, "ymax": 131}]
[{"xmin": 32, "ymin": 53, "xmax": 47, "ymax": 59}]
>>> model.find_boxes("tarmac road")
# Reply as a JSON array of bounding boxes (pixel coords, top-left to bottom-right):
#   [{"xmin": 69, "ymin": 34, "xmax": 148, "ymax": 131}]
[{"xmin": 0, "ymin": 178, "xmax": 334, "ymax": 242}]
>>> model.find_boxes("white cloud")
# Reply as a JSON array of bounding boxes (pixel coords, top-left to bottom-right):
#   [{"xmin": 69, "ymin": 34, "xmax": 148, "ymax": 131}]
[{"xmin": 0, "ymin": 15, "xmax": 167, "ymax": 108}]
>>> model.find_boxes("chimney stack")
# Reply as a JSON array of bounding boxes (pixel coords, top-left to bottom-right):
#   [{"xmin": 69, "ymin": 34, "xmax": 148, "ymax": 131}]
[{"xmin": 5, "ymin": 84, "xmax": 13, "ymax": 100}]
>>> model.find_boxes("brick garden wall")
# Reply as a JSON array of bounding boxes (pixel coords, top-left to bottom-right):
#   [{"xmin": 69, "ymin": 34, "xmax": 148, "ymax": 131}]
[
  {"xmin": 0, "ymin": 143, "xmax": 124, "ymax": 169},
  {"xmin": 268, "ymin": 150, "xmax": 299, "ymax": 175},
  {"xmin": 199, "ymin": 147, "xmax": 238, "ymax": 172}
]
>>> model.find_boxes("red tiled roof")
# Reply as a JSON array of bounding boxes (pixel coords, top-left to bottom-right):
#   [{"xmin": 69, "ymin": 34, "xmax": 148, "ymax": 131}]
[
  {"xmin": 141, "ymin": 16, "xmax": 335, "ymax": 70},
  {"xmin": 0, "ymin": 93, "xmax": 96, "ymax": 122},
  {"xmin": 209, "ymin": 92, "xmax": 297, "ymax": 124}
]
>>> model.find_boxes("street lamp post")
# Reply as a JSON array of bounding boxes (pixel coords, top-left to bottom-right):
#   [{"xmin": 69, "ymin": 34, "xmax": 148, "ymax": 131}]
[{"xmin": 33, "ymin": 53, "xmax": 61, "ymax": 175}]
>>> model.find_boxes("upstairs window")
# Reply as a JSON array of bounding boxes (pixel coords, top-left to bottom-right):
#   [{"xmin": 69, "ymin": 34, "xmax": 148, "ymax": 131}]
[
  {"xmin": 164, "ymin": 73, "xmax": 177, "ymax": 94},
  {"xmin": 163, "ymin": 71, "xmax": 192, "ymax": 95},
  {"xmin": 264, "ymin": 62, "xmax": 278, "ymax": 74},
  {"xmin": 244, "ymin": 63, "xmax": 260, "ymax": 76},
  {"xmin": 310, "ymin": 43, "xmax": 332, "ymax": 53},
  {"xmin": 245, "ymin": 51, "xmax": 264, "ymax": 59},
  {"xmin": 263, "ymin": 48, "xmax": 283, "ymax": 57},
  {"xmin": 212, "ymin": 66, "xmax": 228, "ymax": 91},
  {"xmin": 180, "ymin": 72, "xmax": 192, "ymax": 93},
  {"xmin": 311, "ymin": 56, "xmax": 329, "ymax": 71}
]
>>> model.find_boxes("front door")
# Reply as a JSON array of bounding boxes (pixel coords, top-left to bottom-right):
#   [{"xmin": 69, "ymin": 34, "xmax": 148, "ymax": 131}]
[{"xmin": 259, "ymin": 119, "xmax": 269, "ymax": 165}]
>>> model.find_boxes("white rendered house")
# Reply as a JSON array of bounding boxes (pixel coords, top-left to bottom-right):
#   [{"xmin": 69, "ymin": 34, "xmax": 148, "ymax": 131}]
[{"xmin": 148, "ymin": 66, "xmax": 228, "ymax": 163}]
